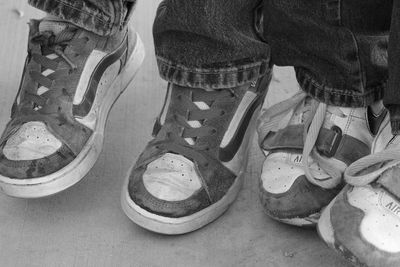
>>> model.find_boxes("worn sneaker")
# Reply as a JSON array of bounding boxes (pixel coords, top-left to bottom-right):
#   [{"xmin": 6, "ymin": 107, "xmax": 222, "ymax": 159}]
[
  {"xmin": 257, "ymin": 91, "xmax": 387, "ymax": 226},
  {"xmin": 318, "ymin": 114, "xmax": 400, "ymax": 267},
  {"xmin": 121, "ymin": 74, "xmax": 271, "ymax": 234},
  {"xmin": 0, "ymin": 18, "xmax": 144, "ymax": 198}
]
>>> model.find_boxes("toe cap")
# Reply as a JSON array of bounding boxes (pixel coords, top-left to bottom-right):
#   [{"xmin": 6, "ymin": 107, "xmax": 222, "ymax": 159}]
[
  {"xmin": 3, "ymin": 121, "xmax": 61, "ymax": 161},
  {"xmin": 143, "ymin": 153, "xmax": 202, "ymax": 201},
  {"xmin": 127, "ymin": 152, "xmax": 211, "ymax": 218},
  {"xmin": 260, "ymin": 152, "xmax": 341, "ymax": 219}
]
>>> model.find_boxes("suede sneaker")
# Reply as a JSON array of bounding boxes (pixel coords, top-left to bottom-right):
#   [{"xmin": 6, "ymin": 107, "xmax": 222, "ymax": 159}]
[
  {"xmin": 318, "ymin": 114, "xmax": 400, "ymax": 267},
  {"xmin": 257, "ymin": 91, "xmax": 387, "ymax": 226},
  {"xmin": 0, "ymin": 17, "xmax": 144, "ymax": 198},
  {"xmin": 121, "ymin": 74, "xmax": 271, "ymax": 234}
]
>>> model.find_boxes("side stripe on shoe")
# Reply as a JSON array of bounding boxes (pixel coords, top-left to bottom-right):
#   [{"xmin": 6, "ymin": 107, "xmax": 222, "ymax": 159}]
[
  {"xmin": 219, "ymin": 91, "xmax": 263, "ymax": 162},
  {"xmin": 73, "ymin": 39, "xmax": 127, "ymax": 118}
]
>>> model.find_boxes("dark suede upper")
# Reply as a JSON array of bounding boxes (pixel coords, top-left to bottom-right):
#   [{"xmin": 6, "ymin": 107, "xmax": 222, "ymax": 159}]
[
  {"xmin": 262, "ymin": 125, "xmax": 371, "ymax": 166},
  {"xmin": 0, "ymin": 144, "xmax": 75, "ymax": 179},
  {"xmin": 259, "ymin": 175, "xmax": 342, "ymax": 219}
]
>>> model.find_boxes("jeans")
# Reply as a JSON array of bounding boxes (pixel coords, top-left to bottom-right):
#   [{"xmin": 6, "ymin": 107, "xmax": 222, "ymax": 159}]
[
  {"xmin": 28, "ymin": 0, "xmax": 136, "ymax": 36},
  {"xmin": 29, "ymin": 0, "xmax": 400, "ymax": 133}
]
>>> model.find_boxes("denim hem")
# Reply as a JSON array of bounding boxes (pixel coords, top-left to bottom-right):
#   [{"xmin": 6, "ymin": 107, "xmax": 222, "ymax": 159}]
[
  {"xmin": 296, "ymin": 68, "xmax": 385, "ymax": 108},
  {"xmin": 28, "ymin": 0, "xmax": 123, "ymax": 36},
  {"xmin": 156, "ymin": 56, "xmax": 271, "ymax": 89}
]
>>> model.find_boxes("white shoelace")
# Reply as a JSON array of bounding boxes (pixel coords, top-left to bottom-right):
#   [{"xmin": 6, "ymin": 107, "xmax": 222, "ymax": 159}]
[
  {"xmin": 257, "ymin": 91, "xmax": 345, "ymax": 189},
  {"xmin": 345, "ymin": 145, "xmax": 400, "ymax": 187}
]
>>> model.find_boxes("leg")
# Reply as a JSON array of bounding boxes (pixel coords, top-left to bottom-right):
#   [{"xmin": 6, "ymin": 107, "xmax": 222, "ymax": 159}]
[
  {"xmin": 317, "ymin": 2, "xmax": 400, "ymax": 266},
  {"xmin": 153, "ymin": 0, "xmax": 270, "ymax": 89},
  {"xmin": 264, "ymin": 0, "xmax": 390, "ymax": 106},
  {"xmin": 121, "ymin": 0, "xmax": 272, "ymax": 234},
  {"xmin": 387, "ymin": 0, "xmax": 400, "ymax": 134},
  {"xmin": 28, "ymin": 0, "xmax": 137, "ymax": 36}
]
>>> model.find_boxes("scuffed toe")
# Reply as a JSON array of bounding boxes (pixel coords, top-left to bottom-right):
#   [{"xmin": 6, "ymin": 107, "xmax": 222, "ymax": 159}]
[
  {"xmin": 143, "ymin": 153, "xmax": 202, "ymax": 201},
  {"xmin": 3, "ymin": 121, "xmax": 61, "ymax": 161},
  {"xmin": 260, "ymin": 152, "xmax": 340, "ymax": 223}
]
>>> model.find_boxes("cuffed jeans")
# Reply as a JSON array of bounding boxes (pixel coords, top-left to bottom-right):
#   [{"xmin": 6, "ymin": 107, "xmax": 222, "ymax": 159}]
[
  {"xmin": 29, "ymin": 0, "xmax": 400, "ymax": 133},
  {"xmin": 28, "ymin": 0, "xmax": 137, "ymax": 36}
]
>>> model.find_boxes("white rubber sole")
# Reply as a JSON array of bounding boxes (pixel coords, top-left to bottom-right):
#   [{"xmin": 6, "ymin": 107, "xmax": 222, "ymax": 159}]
[
  {"xmin": 121, "ymin": 105, "xmax": 261, "ymax": 235},
  {"xmin": 0, "ymin": 33, "xmax": 145, "ymax": 198},
  {"xmin": 121, "ymin": 168, "xmax": 245, "ymax": 235},
  {"xmin": 317, "ymin": 200, "xmax": 336, "ymax": 248}
]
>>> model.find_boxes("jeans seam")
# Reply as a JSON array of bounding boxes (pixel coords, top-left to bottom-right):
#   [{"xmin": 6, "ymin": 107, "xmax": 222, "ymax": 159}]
[
  {"xmin": 297, "ymin": 68, "xmax": 385, "ymax": 107},
  {"xmin": 338, "ymin": 0, "xmax": 366, "ymax": 91},
  {"xmin": 348, "ymin": 31, "xmax": 366, "ymax": 91},
  {"xmin": 49, "ymin": 0, "xmax": 112, "ymax": 26},
  {"xmin": 299, "ymin": 69, "xmax": 384, "ymax": 97},
  {"xmin": 157, "ymin": 56, "xmax": 266, "ymax": 74},
  {"xmin": 157, "ymin": 56, "xmax": 270, "ymax": 89}
]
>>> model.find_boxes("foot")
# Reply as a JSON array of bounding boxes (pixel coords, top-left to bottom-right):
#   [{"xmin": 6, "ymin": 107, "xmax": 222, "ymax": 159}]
[
  {"xmin": 121, "ymin": 75, "xmax": 271, "ymax": 234},
  {"xmin": 318, "ymin": 114, "xmax": 400, "ymax": 267},
  {"xmin": 257, "ymin": 91, "xmax": 387, "ymax": 226},
  {"xmin": 0, "ymin": 17, "xmax": 144, "ymax": 198}
]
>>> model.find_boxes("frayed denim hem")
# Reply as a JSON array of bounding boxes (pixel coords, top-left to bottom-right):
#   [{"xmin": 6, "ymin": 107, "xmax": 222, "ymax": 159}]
[
  {"xmin": 297, "ymin": 68, "xmax": 386, "ymax": 108},
  {"xmin": 157, "ymin": 56, "xmax": 271, "ymax": 89}
]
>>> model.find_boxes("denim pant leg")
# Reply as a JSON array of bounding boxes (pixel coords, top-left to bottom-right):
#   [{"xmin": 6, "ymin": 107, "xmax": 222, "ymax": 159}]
[
  {"xmin": 264, "ymin": 0, "xmax": 391, "ymax": 108},
  {"xmin": 387, "ymin": 0, "xmax": 400, "ymax": 134},
  {"xmin": 153, "ymin": 0, "xmax": 271, "ymax": 89},
  {"xmin": 28, "ymin": 0, "xmax": 136, "ymax": 36}
]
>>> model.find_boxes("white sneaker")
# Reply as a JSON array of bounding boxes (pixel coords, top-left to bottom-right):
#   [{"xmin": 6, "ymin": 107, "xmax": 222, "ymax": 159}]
[
  {"xmin": 318, "ymin": 114, "xmax": 400, "ymax": 267},
  {"xmin": 257, "ymin": 91, "xmax": 387, "ymax": 227}
]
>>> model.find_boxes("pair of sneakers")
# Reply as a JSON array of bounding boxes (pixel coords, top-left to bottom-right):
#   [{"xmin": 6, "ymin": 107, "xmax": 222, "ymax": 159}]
[
  {"xmin": 258, "ymin": 91, "xmax": 400, "ymax": 266},
  {"xmin": 1, "ymin": 17, "xmax": 399, "ymax": 266}
]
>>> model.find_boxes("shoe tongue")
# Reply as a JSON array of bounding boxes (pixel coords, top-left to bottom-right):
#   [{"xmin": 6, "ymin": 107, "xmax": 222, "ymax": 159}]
[
  {"xmin": 289, "ymin": 96, "xmax": 313, "ymax": 125},
  {"xmin": 39, "ymin": 19, "xmax": 70, "ymax": 35}
]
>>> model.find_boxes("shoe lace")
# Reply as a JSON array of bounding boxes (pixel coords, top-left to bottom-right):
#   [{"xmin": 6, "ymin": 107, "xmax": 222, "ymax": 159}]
[
  {"xmin": 19, "ymin": 27, "xmax": 88, "ymax": 114},
  {"xmin": 155, "ymin": 85, "xmax": 237, "ymax": 167},
  {"xmin": 257, "ymin": 91, "xmax": 346, "ymax": 189},
  {"xmin": 344, "ymin": 140, "xmax": 400, "ymax": 187}
]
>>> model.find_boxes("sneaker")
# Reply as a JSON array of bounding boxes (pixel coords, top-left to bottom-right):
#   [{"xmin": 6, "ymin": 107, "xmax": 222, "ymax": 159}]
[
  {"xmin": 0, "ymin": 17, "xmax": 144, "ymax": 198},
  {"xmin": 121, "ymin": 74, "xmax": 271, "ymax": 234},
  {"xmin": 257, "ymin": 91, "xmax": 387, "ymax": 226},
  {"xmin": 318, "ymin": 114, "xmax": 400, "ymax": 267}
]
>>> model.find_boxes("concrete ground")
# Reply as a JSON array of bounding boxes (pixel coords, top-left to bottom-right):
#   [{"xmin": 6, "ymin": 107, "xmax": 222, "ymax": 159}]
[{"xmin": 0, "ymin": 1, "xmax": 351, "ymax": 266}]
